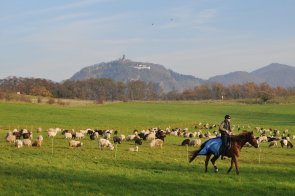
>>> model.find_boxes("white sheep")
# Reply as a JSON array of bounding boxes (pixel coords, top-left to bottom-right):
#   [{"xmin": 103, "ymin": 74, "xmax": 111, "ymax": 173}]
[
  {"xmin": 6, "ymin": 132, "xmax": 16, "ymax": 143},
  {"xmin": 120, "ymin": 134, "xmax": 126, "ymax": 141},
  {"xmin": 98, "ymin": 139, "xmax": 114, "ymax": 150},
  {"xmin": 32, "ymin": 139, "xmax": 43, "ymax": 147},
  {"xmin": 189, "ymin": 139, "xmax": 202, "ymax": 147},
  {"xmin": 80, "ymin": 129, "xmax": 88, "ymax": 134},
  {"xmin": 37, "ymin": 127, "xmax": 42, "ymax": 133},
  {"xmin": 146, "ymin": 132, "xmax": 156, "ymax": 141},
  {"xmin": 37, "ymin": 135, "xmax": 43, "ymax": 141},
  {"xmin": 104, "ymin": 132, "xmax": 111, "ymax": 140},
  {"xmin": 150, "ymin": 139, "xmax": 163, "ymax": 148},
  {"xmin": 23, "ymin": 139, "xmax": 32, "ymax": 147},
  {"xmin": 75, "ymin": 132, "xmax": 84, "ymax": 139},
  {"xmin": 15, "ymin": 140, "xmax": 23, "ymax": 148},
  {"xmin": 280, "ymin": 139, "xmax": 288, "ymax": 147},
  {"xmin": 257, "ymin": 136, "xmax": 268, "ymax": 143},
  {"xmin": 126, "ymin": 134, "xmax": 136, "ymax": 141},
  {"xmin": 129, "ymin": 146, "xmax": 139, "ymax": 152},
  {"xmin": 69, "ymin": 140, "xmax": 83, "ymax": 147},
  {"xmin": 269, "ymin": 141, "xmax": 277, "ymax": 147},
  {"xmin": 48, "ymin": 130, "xmax": 57, "ymax": 137},
  {"xmin": 64, "ymin": 132, "xmax": 72, "ymax": 139}
]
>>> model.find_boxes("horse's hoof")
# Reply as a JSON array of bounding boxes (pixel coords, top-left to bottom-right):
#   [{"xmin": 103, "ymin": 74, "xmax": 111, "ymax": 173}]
[{"xmin": 214, "ymin": 168, "xmax": 219, "ymax": 173}]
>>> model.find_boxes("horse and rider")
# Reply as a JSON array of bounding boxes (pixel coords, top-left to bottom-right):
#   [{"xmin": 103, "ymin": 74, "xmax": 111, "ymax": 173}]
[{"xmin": 189, "ymin": 114, "xmax": 259, "ymax": 175}]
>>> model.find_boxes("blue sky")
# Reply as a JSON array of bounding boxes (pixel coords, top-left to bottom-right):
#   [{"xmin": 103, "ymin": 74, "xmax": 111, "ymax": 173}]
[{"xmin": 1, "ymin": 0, "xmax": 295, "ymax": 81}]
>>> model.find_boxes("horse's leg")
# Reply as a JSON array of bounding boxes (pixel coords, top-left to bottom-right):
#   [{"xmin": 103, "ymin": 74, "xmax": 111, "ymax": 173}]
[
  {"xmin": 205, "ymin": 154, "xmax": 211, "ymax": 173},
  {"xmin": 211, "ymin": 156, "xmax": 219, "ymax": 173},
  {"xmin": 233, "ymin": 156, "xmax": 239, "ymax": 175},
  {"xmin": 227, "ymin": 157, "xmax": 234, "ymax": 174}
]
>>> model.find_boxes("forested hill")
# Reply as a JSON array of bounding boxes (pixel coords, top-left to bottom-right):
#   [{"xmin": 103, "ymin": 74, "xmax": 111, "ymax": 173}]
[
  {"xmin": 70, "ymin": 57, "xmax": 204, "ymax": 92},
  {"xmin": 208, "ymin": 63, "xmax": 295, "ymax": 88}
]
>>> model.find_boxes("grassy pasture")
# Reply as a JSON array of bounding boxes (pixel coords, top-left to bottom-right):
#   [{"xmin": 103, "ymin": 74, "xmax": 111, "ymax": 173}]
[{"xmin": 0, "ymin": 101, "xmax": 295, "ymax": 195}]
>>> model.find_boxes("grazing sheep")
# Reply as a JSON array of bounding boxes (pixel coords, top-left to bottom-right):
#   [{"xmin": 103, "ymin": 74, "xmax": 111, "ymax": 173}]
[
  {"xmin": 98, "ymin": 139, "xmax": 114, "ymax": 150},
  {"xmin": 150, "ymin": 139, "xmax": 163, "ymax": 148},
  {"xmin": 129, "ymin": 146, "xmax": 139, "ymax": 152},
  {"xmin": 156, "ymin": 130, "xmax": 166, "ymax": 141},
  {"xmin": 126, "ymin": 134, "xmax": 136, "ymax": 141},
  {"xmin": 90, "ymin": 132, "xmax": 99, "ymax": 140},
  {"xmin": 75, "ymin": 132, "xmax": 84, "ymax": 139},
  {"xmin": 80, "ymin": 130, "xmax": 88, "ymax": 134},
  {"xmin": 48, "ymin": 130, "xmax": 57, "ymax": 138},
  {"xmin": 146, "ymin": 132, "xmax": 156, "ymax": 141},
  {"xmin": 21, "ymin": 129, "xmax": 28, "ymax": 134},
  {"xmin": 269, "ymin": 141, "xmax": 278, "ymax": 147},
  {"xmin": 120, "ymin": 134, "xmax": 126, "ymax": 141},
  {"xmin": 32, "ymin": 139, "xmax": 42, "ymax": 147},
  {"xmin": 37, "ymin": 135, "xmax": 43, "ymax": 141},
  {"xmin": 13, "ymin": 131, "xmax": 22, "ymax": 139},
  {"xmin": 181, "ymin": 139, "xmax": 190, "ymax": 146},
  {"xmin": 113, "ymin": 136, "xmax": 122, "ymax": 144},
  {"xmin": 22, "ymin": 131, "xmax": 32, "ymax": 139},
  {"xmin": 36, "ymin": 127, "xmax": 42, "ymax": 133},
  {"xmin": 257, "ymin": 136, "xmax": 268, "ymax": 143},
  {"xmin": 104, "ymin": 132, "xmax": 111, "ymax": 140},
  {"xmin": 23, "ymin": 139, "xmax": 32, "ymax": 147},
  {"xmin": 287, "ymin": 141, "xmax": 293, "ymax": 148},
  {"xmin": 189, "ymin": 139, "xmax": 202, "ymax": 147},
  {"xmin": 280, "ymin": 139, "xmax": 288, "ymax": 147},
  {"xmin": 64, "ymin": 132, "xmax": 72, "ymax": 139},
  {"xmin": 69, "ymin": 140, "xmax": 83, "ymax": 147},
  {"xmin": 15, "ymin": 140, "xmax": 23, "ymax": 148},
  {"xmin": 6, "ymin": 132, "xmax": 16, "ymax": 143},
  {"xmin": 134, "ymin": 137, "xmax": 142, "ymax": 145}
]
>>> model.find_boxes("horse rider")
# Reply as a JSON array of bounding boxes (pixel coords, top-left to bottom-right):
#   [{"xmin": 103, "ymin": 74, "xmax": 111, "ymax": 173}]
[{"xmin": 219, "ymin": 114, "xmax": 232, "ymax": 160}]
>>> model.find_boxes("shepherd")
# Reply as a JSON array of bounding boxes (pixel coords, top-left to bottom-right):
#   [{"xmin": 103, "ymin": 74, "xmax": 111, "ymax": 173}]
[{"xmin": 189, "ymin": 131, "xmax": 259, "ymax": 175}]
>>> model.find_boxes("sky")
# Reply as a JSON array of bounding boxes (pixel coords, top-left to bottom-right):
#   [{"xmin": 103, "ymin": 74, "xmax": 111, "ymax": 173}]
[{"xmin": 1, "ymin": 0, "xmax": 295, "ymax": 82}]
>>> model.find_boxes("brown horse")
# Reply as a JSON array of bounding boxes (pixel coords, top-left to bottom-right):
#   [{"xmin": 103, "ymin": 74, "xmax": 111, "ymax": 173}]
[{"xmin": 189, "ymin": 131, "xmax": 259, "ymax": 175}]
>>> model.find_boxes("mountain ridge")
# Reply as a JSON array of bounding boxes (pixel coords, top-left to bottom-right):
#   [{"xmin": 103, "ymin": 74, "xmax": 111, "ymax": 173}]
[
  {"xmin": 70, "ymin": 57, "xmax": 204, "ymax": 92},
  {"xmin": 70, "ymin": 58, "xmax": 295, "ymax": 91}
]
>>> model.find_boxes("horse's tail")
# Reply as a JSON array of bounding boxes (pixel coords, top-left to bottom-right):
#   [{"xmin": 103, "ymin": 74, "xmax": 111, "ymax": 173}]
[
  {"xmin": 189, "ymin": 140, "xmax": 209, "ymax": 163},
  {"xmin": 189, "ymin": 149, "xmax": 200, "ymax": 163}
]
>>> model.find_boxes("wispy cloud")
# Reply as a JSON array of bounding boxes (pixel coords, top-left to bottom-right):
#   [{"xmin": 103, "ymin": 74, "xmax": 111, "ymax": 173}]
[{"xmin": 0, "ymin": 0, "xmax": 110, "ymax": 22}]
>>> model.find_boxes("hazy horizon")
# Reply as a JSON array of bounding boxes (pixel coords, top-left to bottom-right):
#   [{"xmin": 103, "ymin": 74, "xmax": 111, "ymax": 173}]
[{"xmin": 1, "ymin": 0, "xmax": 295, "ymax": 82}]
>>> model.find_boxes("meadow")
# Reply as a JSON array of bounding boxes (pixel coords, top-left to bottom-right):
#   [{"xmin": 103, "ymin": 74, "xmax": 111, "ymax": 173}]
[{"xmin": 0, "ymin": 101, "xmax": 295, "ymax": 195}]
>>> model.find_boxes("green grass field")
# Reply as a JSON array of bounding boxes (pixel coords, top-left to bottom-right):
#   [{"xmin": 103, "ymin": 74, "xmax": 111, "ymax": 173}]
[{"xmin": 0, "ymin": 101, "xmax": 294, "ymax": 195}]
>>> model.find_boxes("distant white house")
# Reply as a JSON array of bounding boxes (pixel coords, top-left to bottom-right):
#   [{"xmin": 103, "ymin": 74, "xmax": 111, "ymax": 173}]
[{"xmin": 133, "ymin": 64, "xmax": 151, "ymax": 70}]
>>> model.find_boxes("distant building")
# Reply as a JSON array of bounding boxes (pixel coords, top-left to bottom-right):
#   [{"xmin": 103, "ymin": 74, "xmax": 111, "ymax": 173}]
[{"xmin": 133, "ymin": 64, "xmax": 151, "ymax": 70}]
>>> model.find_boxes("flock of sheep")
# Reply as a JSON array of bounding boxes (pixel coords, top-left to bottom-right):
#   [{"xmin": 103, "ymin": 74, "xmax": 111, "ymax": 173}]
[
  {"xmin": 4, "ymin": 123, "xmax": 294, "ymax": 153},
  {"xmin": 4, "ymin": 127, "xmax": 167, "ymax": 151}
]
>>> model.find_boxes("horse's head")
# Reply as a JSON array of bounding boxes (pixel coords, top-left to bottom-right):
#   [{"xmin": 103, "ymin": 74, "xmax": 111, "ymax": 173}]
[{"xmin": 247, "ymin": 131, "xmax": 259, "ymax": 148}]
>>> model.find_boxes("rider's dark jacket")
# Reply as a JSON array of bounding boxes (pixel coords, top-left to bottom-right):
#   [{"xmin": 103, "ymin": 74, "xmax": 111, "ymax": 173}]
[{"xmin": 219, "ymin": 120, "xmax": 231, "ymax": 135}]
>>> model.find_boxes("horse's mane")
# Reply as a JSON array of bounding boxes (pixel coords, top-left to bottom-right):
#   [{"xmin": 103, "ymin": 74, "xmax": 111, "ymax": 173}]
[{"xmin": 231, "ymin": 131, "xmax": 252, "ymax": 141}]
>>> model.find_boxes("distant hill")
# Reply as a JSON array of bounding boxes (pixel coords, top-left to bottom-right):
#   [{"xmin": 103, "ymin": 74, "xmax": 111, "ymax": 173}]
[
  {"xmin": 70, "ymin": 57, "xmax": 204, "ymax": 92},
  {"xmin": 71, "ymin": 58, "xmax": 295, "ymax": 91},
  {"xmin": 209, "ymin": 63, "xmax": 295, "ymax": 88}
]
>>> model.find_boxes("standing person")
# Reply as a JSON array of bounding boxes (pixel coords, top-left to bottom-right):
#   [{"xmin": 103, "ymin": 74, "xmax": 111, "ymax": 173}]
[{"xmin": 219, "ymin": 114, "xmax": 232, "ymax": 160}]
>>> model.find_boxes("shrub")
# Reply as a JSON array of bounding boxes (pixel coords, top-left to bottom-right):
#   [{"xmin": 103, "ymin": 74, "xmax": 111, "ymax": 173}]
[{"xmin": 47, "ymin": 98, "xmax": 55, "ymax": 104}]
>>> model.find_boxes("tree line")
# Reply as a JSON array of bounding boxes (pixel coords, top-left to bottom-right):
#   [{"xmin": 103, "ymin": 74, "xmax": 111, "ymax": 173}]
[{"xmin": 1, "ymin": 76, "xmax": 295, "ymax": 102}]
